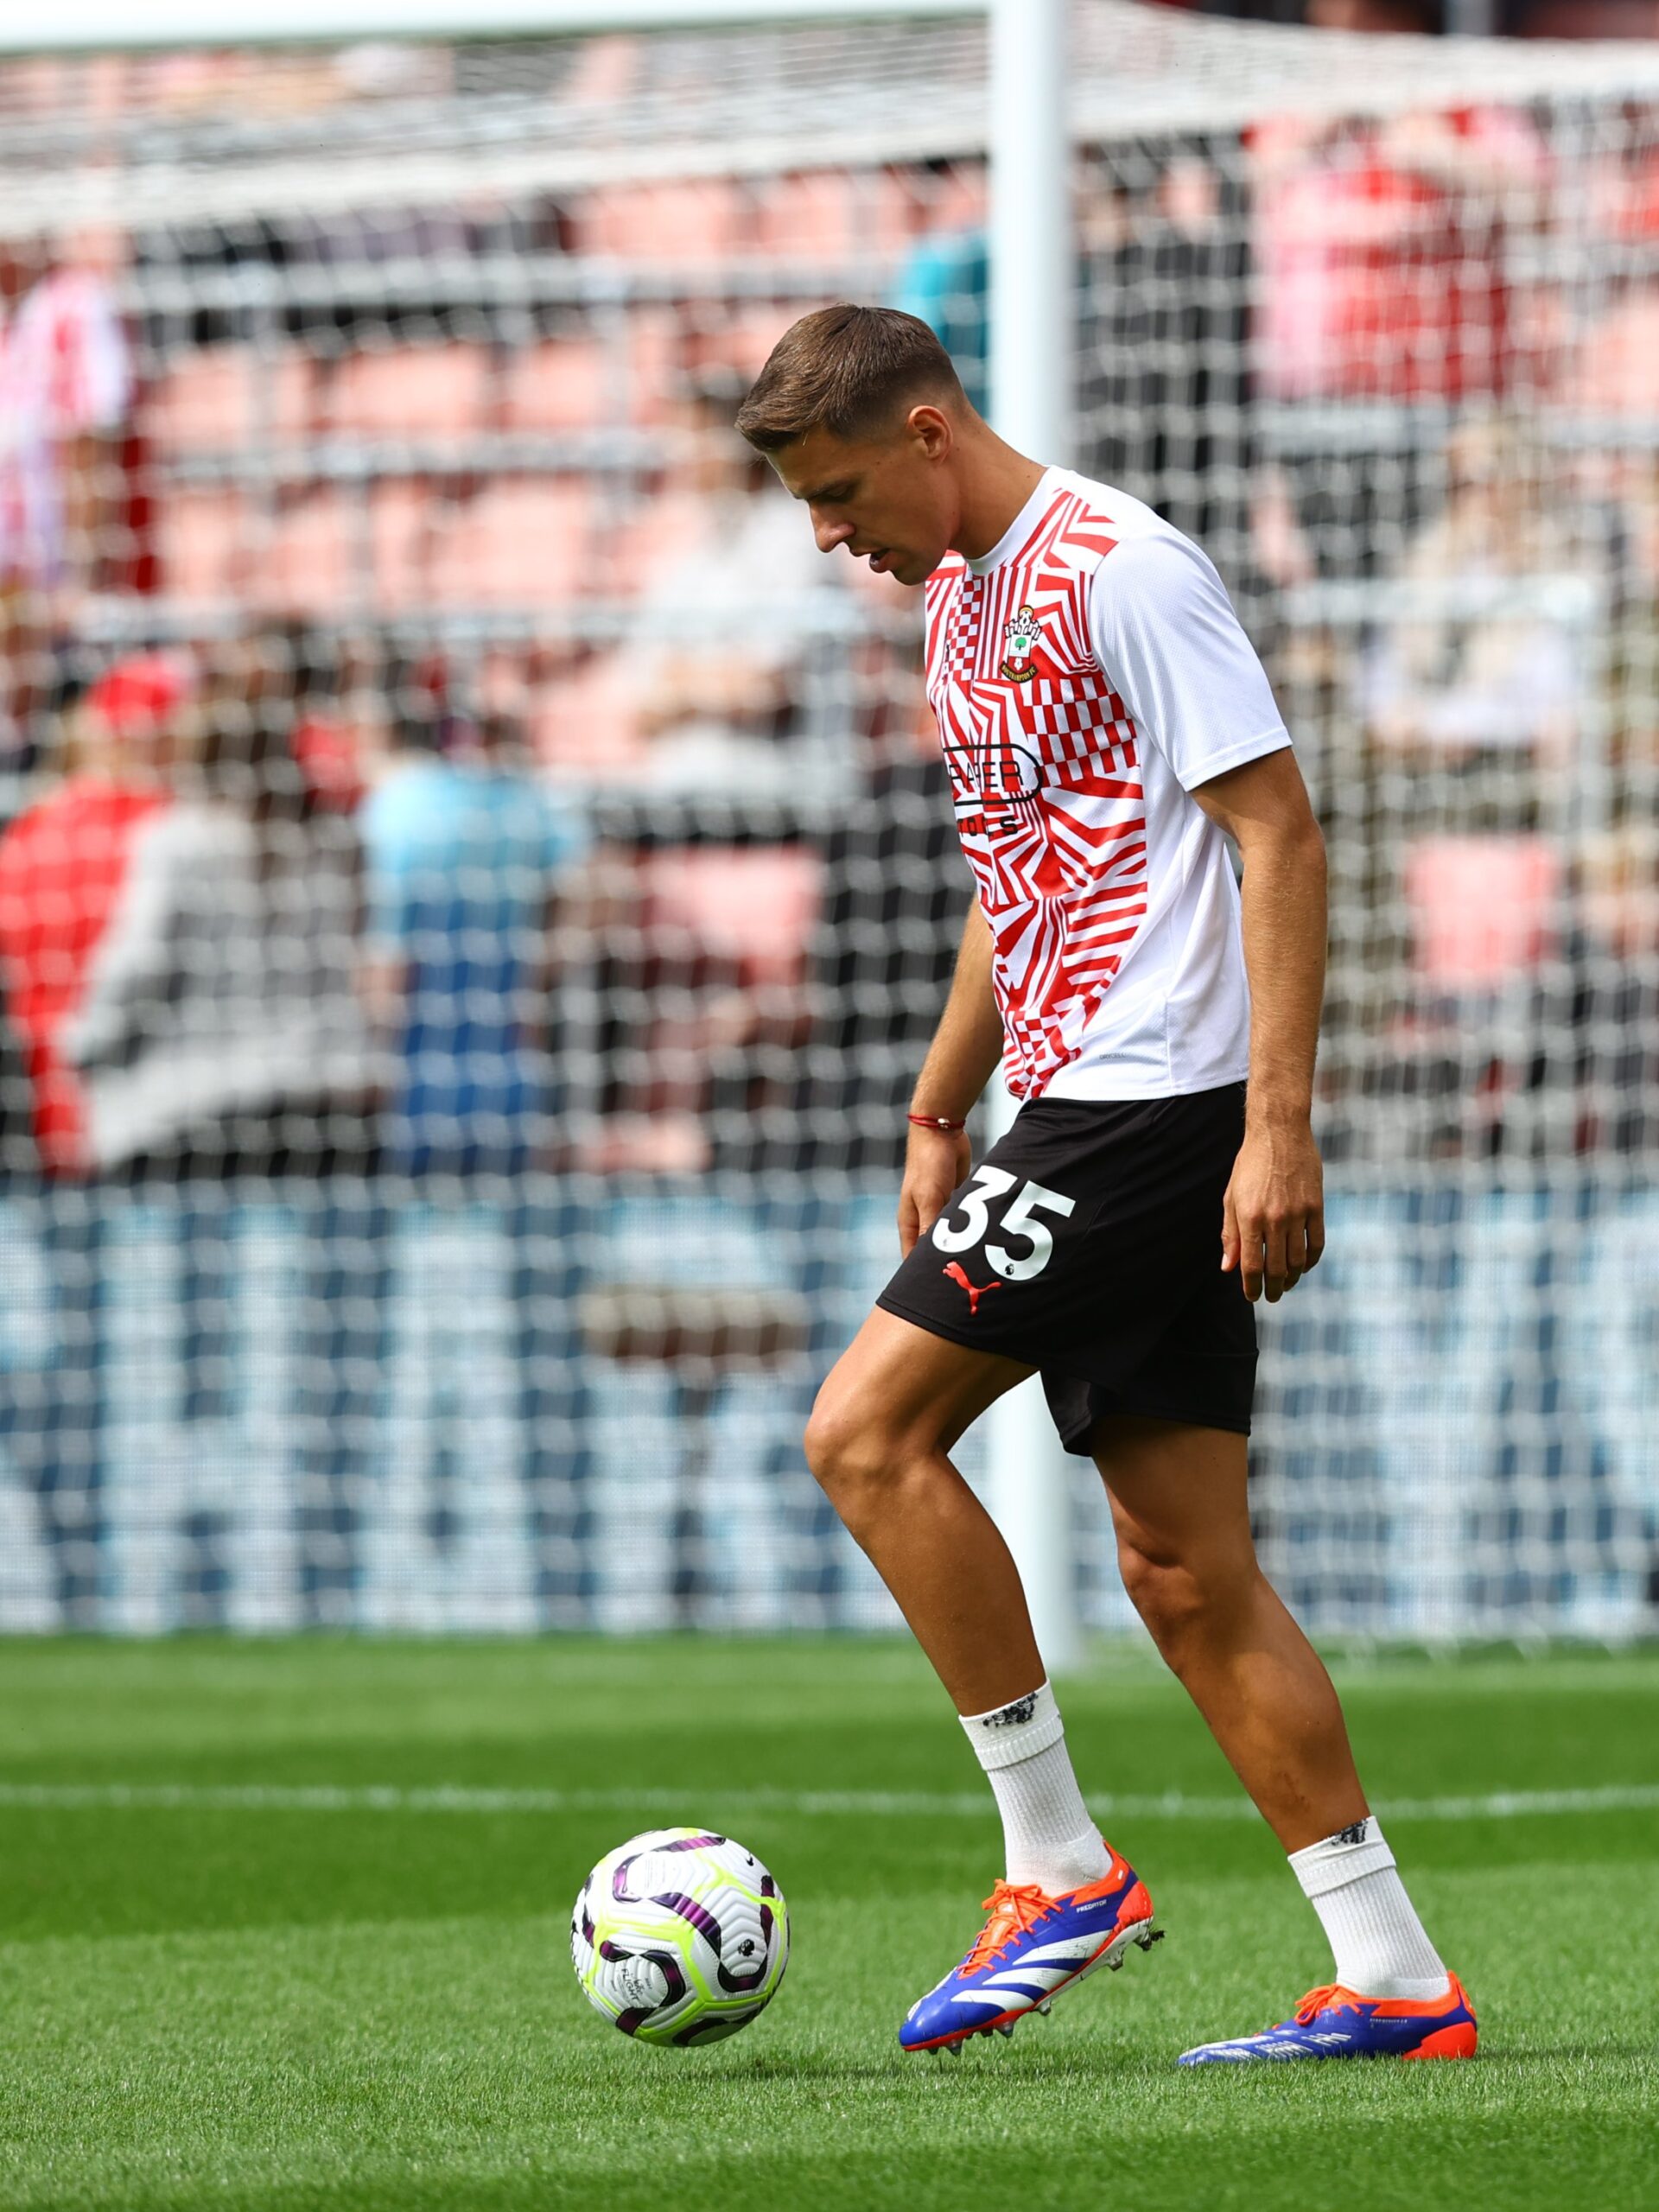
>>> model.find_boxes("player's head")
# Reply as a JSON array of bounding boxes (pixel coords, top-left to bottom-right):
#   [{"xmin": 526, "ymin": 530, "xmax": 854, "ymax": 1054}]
[{"xmin": 735, "ymin": 303, "xmax": 971, "ymax": 587}]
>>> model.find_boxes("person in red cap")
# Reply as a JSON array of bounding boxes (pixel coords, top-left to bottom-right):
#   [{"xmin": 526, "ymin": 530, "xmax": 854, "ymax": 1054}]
[{"xmin": 0, "ymin": 650, "xmax": 190, "ymax": 1176}]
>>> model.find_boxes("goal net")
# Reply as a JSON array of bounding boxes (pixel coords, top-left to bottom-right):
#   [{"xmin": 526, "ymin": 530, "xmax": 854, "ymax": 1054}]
[{"xmin": 0, "ymin": 2, "xmax": 1655, "ymax": 1637}]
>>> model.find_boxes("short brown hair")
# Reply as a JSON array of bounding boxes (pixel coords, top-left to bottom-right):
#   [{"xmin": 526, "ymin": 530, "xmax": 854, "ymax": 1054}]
[{"xmin": 734, "ymin": 303, "xmax": 965, "ymax": 452}]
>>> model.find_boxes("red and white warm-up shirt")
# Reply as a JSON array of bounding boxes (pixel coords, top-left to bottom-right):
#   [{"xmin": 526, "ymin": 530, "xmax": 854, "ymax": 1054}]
[{"xmin": 924, "ymin": 467, "xmax": 1292, "ymax": 1102}]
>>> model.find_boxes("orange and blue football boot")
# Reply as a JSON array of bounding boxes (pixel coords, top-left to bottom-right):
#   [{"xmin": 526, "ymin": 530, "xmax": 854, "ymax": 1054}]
[
  {"xmin": 899, "ymin": 1844, "xmax": 1161, "ymax": 2054},
  {"xmin": 1177, "ymin": 1974, "xmax": 1478, "ymax": 2064}
]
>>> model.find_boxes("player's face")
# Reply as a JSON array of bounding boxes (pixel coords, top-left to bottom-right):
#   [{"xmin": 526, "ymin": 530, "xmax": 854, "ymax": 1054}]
[{"xmin": 766, "ymin": 409, "xmax": 957, "ymax": 588}]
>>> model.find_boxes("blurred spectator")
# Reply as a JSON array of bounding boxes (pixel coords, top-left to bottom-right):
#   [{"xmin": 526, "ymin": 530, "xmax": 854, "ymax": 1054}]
[
  {"xmin": 597, "ymin": 842, "xmax": 821, "ymax": 1173},
  {"xmin": 280, "ymin": 622, "xmax": 375, "ymax": 816},
  {"xmin": 892, "ymin": 162, "xmax": 988, "ymax": 414},
  {"xmin": 360, "ymin": 674, "xmax": 591, "ymax": 1176},
  {"xmin": 62, "ymin": 645, "xmax": 379, "ymax": 1179},
  {"xmin": 547, "ymin": 374, "xmax": 837, "ymax": 795},
  {"xmin": 1249, "ymin": 87, "xmax": 1544, "ymax": 411},
  {"xmin": 1359, "ymin": 424, "xmax": 1588, "ymax": 760},
  {"xmin": 0, "ymin": 652, "xmax": 186, "ymax": 1177},
  {"xmin": 1561, "ymin": 825, "xmax": 1659, "ymax": 1156},
  {"xmin": 0, "ymin": 234, "xmax": 132, "ymax": 766}
]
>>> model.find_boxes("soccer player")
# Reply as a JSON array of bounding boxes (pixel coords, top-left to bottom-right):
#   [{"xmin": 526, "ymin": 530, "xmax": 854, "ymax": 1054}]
[{"xmin": 734, "ymin": 306, "xmax": 1476, "ymax": 2065}]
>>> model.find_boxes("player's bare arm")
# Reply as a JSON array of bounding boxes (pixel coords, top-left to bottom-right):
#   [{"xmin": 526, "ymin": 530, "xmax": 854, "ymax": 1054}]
[
  {"xmin": 1192, "ymin": 747, "xmax": 1328, "ymax": 1305},
  {"xmin": 898, "ymin": 901, "xmax": 1001, "ymax": 1257}
]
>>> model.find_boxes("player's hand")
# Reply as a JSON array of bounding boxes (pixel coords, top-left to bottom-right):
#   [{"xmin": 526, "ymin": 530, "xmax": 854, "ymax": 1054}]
[
  {"xmin": 898, "ymin": 1126, "xmax": 973, "ymax": 1258},
  {"xmin": 1221, "ymin": 1116, "xmax": 1325, "ymax": 1304}
]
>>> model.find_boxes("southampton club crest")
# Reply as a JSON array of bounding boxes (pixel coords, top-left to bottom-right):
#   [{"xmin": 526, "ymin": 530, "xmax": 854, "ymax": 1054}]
[{"xmin": 1000, "ymin": 605, "xmax": 1042, "ymax": 683}]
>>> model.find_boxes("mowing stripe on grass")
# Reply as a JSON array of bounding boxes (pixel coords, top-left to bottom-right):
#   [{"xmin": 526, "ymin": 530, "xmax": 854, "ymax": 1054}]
[{"xmin": 0, "ymin": 1780, "xmax": 1652, "ymax": 1821}]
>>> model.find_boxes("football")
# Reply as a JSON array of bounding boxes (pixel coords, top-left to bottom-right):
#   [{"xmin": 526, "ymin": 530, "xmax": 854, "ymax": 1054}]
[{"xmin": 571, "ymin": 1827, "xmax": 790, "ymax": 2047}]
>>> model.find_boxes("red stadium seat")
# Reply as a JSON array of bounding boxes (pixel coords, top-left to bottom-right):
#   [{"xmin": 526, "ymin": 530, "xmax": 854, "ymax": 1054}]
[
  {"xmin": 370, "ymin": 479, "xmax": 435, "ymax": 613},
  {"xmin": 1570, "ymin": 291, "xmax": 1659, "ymax": 421},
  {"xmin": 599, "ymin": 489, "xmax": 708, "ymax": 597},
  {"xmin": 622, "ymin": 308, "xmax": 683, "ymax": 424},
  {"xmin": 154, "ymin": 487, "xmax": 247, "ymax": 601},
  {"xmin": 753, "ymin": 170, "xmax": 861, "ymax": 258},
  {"xmin": 261, "ymin": 488, "xmax": 362, "ymax": 617},
  {"xmin": 499, "ymin": 337, "xmax": 612, "ymax": 432},
  {"xmin": 1403, "ymin": 835, "xmax": 1560, "ymax": 988},
  {"xmin": 640, "ymin": 845, "xmax": 822, "ymax": 986},
  {"xmin": 577, "ymin": 178, "xmax": 746, "ymax": 263},
  {"xmin": 684, "ymin": 304, "xmax": 795, "ymax": 381},
  {"xmin": 323, "ymin": 343, "xmax": 491, "ymax": 440},
  {"xmin": 427, "ymin": 480, "xmax": 593, "ymax": 607},
  {"xmin": 139, "ymin": 345, "xmax": 315, "ymax": 453},
  {"xmin": 529, "ymin": 658, "xmax": 645, "ymax": 773}
]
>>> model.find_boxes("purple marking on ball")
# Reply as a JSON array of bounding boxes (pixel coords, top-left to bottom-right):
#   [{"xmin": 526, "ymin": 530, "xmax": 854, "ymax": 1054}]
[
  {"xmin": 611, "ymin": 1835, "xmax": 724, "ymax": 1901},
  {"xmin": 672, "ymin": 1999, "xmax": 766, "ymax": 2045},
  {"xmin": 655, "ymin": 1891, "xmax": 721, "ymax": 1949},
  {"xmin": 718, "ymin": 1956, "xmax": 769, "ymax": 1993},
  {"xmin": 607, "ymin": 1944, "xmax": 686, "ymax": 2034},
  {"xmin": 611, "ymin": 1856, "xmax": 641, "ymax": 1902}
]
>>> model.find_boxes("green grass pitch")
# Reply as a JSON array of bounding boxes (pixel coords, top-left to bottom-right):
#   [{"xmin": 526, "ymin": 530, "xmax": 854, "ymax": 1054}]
[{"xmin": 0, "ymin": 1637, "xmax": 1653, "ymax": 2212}]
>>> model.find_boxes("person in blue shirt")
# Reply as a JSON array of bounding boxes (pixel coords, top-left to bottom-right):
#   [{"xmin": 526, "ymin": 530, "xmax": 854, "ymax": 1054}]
[
  {"xmin": 360, "ymin": 695, "xmax": 590, "ymax": 1178},
  {"xmin": 892, "ymin": 166, "xmax": 987, "ymax": 415}
]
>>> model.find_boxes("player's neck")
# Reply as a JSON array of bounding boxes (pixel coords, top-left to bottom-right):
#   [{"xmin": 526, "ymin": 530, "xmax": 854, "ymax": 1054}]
[{"xmin": 950, "ymin": 432, "xmax": 1048, "ymax": 564}]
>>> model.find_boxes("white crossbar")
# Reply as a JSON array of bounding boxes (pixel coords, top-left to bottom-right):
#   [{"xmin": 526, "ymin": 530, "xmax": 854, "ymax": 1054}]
[{"xmin": 0, "ymin": 0, "xmax": 980, "ymax": 55}]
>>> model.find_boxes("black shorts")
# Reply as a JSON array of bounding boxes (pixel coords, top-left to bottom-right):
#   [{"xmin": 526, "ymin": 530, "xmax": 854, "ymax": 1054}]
[{"xmin": 875, "ymin": 1083, "xmax": 1256, "ymax": 1454}]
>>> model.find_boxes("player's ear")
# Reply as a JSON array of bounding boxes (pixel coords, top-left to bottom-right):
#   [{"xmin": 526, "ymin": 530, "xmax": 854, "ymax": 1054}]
[{"xmin": 906, "ymin": 404, "xmax": 954, "ymax": 461}]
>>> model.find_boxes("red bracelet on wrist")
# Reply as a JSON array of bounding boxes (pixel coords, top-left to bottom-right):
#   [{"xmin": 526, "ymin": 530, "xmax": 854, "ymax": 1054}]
[{"xmin": 907, "ymin": 1112, "xmax": 966, "ymax": 1134}]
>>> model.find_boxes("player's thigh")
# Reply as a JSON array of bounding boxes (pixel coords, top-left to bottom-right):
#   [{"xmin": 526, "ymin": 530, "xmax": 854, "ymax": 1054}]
[
  {"xmin": 808, "ymin": 1305, "xmax": 1033, "ymax": 1469},
  {"xmin": 1091, "ymin": 1414, "xmax": 1255, "ymax": 1578}
]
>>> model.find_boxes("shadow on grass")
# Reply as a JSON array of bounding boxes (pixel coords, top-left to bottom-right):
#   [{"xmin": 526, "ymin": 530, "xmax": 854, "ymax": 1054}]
[{"xmin": 732, "ymin": 2037, "xmax": 1652, "ymax": 2087}]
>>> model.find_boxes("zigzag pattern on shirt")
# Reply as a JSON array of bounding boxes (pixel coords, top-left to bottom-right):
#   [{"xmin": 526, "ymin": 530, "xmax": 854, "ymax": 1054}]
[{"xmin": 925, "ymin": 487, "xmax": 1148, "ymax": 1099}]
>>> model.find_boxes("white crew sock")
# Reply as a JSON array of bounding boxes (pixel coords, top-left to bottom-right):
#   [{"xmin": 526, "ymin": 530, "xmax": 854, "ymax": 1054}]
[
  {"xmin": 959, "ymin": 1681, "xmax": 1110, "ymax": 1894},
  {"xmin": 1289, "ymin": 1817, "xmax": 1450, "ymax": 2001}
]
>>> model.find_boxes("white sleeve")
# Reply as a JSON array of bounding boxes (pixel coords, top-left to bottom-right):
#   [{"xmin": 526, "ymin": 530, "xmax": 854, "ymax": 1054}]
[
  {"xmin": 60, "ymin": 811, "xmax": 188, "ymax": 1071},
  {"xmin": 1087, "ymin": 533, "xmax": 1291, "ymax": 792}
]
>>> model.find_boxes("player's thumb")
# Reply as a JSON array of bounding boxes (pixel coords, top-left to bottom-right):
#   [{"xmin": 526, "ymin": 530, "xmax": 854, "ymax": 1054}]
[{"xmin": 1219, "ymin": 1194, "xmax": 1240, "ymax": 1273}]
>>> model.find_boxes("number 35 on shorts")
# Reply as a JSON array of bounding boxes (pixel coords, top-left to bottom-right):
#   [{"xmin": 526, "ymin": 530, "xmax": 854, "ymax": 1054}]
[{"xmin": 929, "ymin": 1166, "xmax": 1077, "ymax": 1281}]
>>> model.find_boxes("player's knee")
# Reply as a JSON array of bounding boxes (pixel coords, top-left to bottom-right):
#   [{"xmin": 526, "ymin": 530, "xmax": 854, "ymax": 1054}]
[
  {"xmin": 804, "ymin": 1382, "xmax": 938, "ymax": 1535},
  {"xmin": 803, "ymin": 1389, "xmax": 888, "ymax": 1514},
  {"xmin": 1116, "ymin": 1536, "xmax": 1221, "ymax": 1656}
]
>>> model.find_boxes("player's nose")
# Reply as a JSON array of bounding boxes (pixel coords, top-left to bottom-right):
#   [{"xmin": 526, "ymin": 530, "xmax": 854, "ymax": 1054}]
[{"xmin": 812, "ymin": 512, "xmax": 855, "ymax": 555}]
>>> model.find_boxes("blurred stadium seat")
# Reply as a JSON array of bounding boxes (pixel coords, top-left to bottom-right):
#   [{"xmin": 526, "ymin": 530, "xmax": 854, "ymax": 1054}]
[
  {"xmin": 1404, "ymin": 835, "xmax": 1561, "ymax": 988},
  {"xmin": 323, "ymin": 343, "xmax": 492, "ymax": 442},
  {"xmin": 427, "ymin": 480, "xmax": 594, "ymax": 607},
  {"xmin": 640, "ymin": 845, "xmax": 821, "ymax": 986},
  {"xmin": 155, "ymin": 487, "xmax": 248, "ymax": 602},
  {"xmin": 140, "ymin": 345, "xmax": 317, "ymax": 454},
  {"xmin": 499, "ymin": 338, "xmax": 612, "ymax": 432}
]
